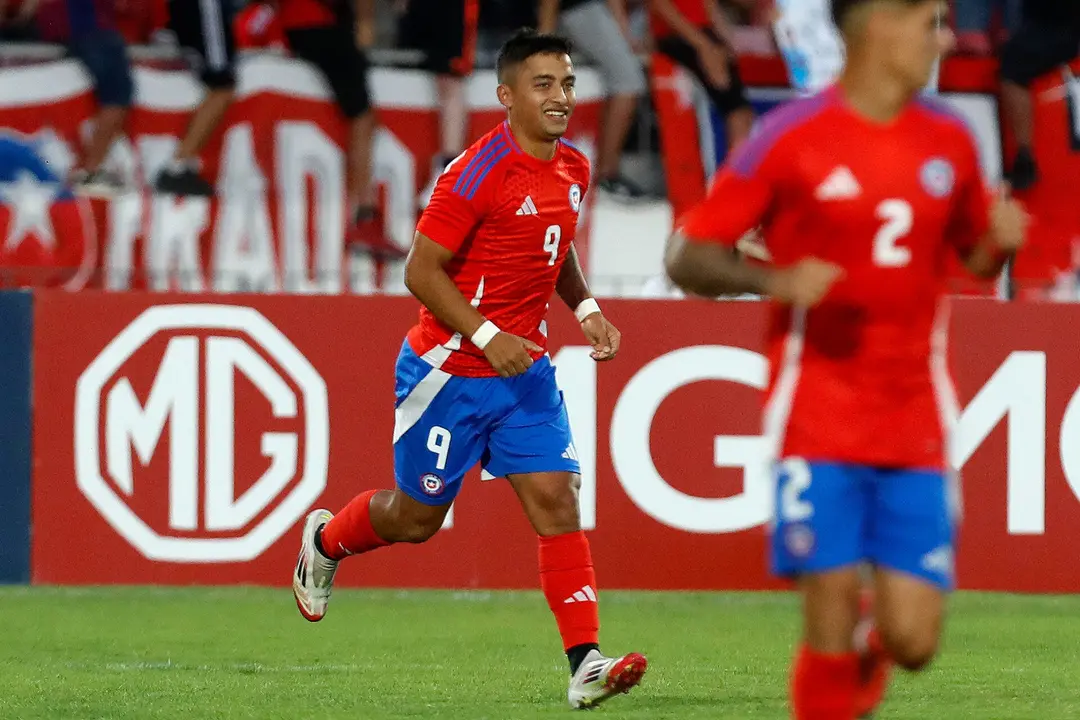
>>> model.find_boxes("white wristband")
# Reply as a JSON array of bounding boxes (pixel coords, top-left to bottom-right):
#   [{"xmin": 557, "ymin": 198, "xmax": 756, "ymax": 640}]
[
  {"xmin": 470, "ymin": 320, "xmax": 500, "ymax": 350},
  {"xmin": 574, "ymin": 298, "xmax": 601, "ymax": 322}
]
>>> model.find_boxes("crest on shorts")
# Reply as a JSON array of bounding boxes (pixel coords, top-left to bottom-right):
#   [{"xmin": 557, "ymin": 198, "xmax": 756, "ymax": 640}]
[
  {"xmin": 920, "ymin": 158, "xmax": 955, "ymax": 198},
  {"xmin": 420, "ymin": 473, "xmax": 445, "ymax": 496},
  {"xmin": 568, "ymin": 183, "xmax": 582, "ymax": 212},
  {"xmin": 784, "ymin": 524, "xmax": 816, "ymax": 559}
]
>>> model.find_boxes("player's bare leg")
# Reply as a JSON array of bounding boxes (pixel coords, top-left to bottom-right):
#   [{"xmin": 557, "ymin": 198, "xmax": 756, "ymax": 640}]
[
  {"xmin": 873, "ymin": 569, "xmax": 945, "ymax": 671},
  {"xmin": 507, "ymin": 471, "xmax": 647, "ymax": 709},
  {"xmin": 292, "ymin": 488, "xmax": 450, "ymax": 621},
  {"xmin": 792, "ymin": 568, "xmax": 863, "ymax": 719}
]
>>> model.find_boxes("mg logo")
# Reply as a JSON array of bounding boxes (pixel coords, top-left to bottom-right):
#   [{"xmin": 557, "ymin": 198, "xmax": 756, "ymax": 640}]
[{"xmin": 74, "ymin": 305, "xmax": 329, "ymax": 563}]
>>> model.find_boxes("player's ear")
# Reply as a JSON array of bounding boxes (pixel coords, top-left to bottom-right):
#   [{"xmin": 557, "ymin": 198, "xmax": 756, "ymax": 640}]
[{"xmin": 496, "ymin": 82, "xmax": 513, "ymax": 111}]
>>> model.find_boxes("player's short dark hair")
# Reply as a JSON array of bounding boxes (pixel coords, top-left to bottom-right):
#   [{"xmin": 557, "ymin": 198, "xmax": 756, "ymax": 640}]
[
  {"xmin": 496, "ymin": 28, "xmax": 573, "ymax": 83},
  {"xmin": 831, "ymin": 0, "xmax": 932, "ymax": 30}
]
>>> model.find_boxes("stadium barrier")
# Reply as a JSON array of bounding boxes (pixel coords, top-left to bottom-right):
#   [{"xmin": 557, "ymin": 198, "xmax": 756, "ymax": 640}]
[{"xmin": 3, "ymin": 290, "xmax": 1079, "ymax": 592}]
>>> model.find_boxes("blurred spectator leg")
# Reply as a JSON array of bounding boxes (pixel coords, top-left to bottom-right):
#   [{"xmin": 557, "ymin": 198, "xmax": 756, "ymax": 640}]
[
  {"xmin": 1000, "ymin": 19, "xmax": 1080, "ymax": 190},
  {"xmin": 416, "ymin": 74, "xmax": 469, "ymax": 209},
  {"xmin": 156, "ymin": 0, "xmax": 238, "ymax": 197},
  {"xmin": 559, "ymin": 0, "xmax": 647, "ymax": 201},
  {"xmin": 287, "ymin": 11, "xmax": 394, "ymax": 257},
  {"xmin": 954, "ymin": 0, "xmax": 993, "ymax": 55},
  {"xmin": 403, "ymin": 0, "xmax": 478, "ymax": 209},
  {"xmin": 656, "ymin": 28, "xmax": 755, "ymax": 156},
  {"xmin": 68, "ymin": 29, "xmax": 133, "ymax": 197}
]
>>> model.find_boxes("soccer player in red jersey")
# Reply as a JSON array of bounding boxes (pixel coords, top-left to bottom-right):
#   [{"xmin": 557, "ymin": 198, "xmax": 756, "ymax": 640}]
[
  {"xmin": 291, "ymin": 29, "xmax": 647, "ymax": 709},
  {"xmin": 665, "ymin": 1, "xmax": 1028, "ymax": 718}
]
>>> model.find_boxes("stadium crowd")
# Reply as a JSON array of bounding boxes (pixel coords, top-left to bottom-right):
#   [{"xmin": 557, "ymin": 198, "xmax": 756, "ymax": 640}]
[{"xmin": 0, "ymin": 0, "xmax": 1077, "ymax": 269}]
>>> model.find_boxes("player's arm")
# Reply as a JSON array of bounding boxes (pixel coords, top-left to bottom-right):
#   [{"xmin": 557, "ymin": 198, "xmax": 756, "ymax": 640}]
[
  {"xmin": 410, "ymin": 162, "xmax": 542, "ymax": 377},
  {"xmin": 404, "ymin": 234, "xmax": 489, "ymax": 343},
  {"xmin": 557, "ymin": 244, "xmax": 621, "ymax": 361},
  {"xmin": 555, "ymin": 243, "xmax": 591, "ymax": 313},
  {"xmin": 537, "ymin": 0, "xmax": 560, "ymax": 34},
  {"xmin": 665, "ymin": 139, "xmax": 841, "ymax": 306},
  {"xmin": 959, "ymin": 185, "xmax": 1028, "ymax": 279},
  {"xmin": 404, "ymin": 234, "xmax": 541, "ymax": 376},
  {"xmin": 948, "ymin": 137, "xmax": 1028, "ymax": 279}
]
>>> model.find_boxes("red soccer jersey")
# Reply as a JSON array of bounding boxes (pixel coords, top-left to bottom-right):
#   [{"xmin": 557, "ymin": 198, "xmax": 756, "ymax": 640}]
[
  {"xmin": 410, "ymin": 121, "xmax": 591, "ymax": 377},
  {"xmin": 678, "ymin": 87, "xmax": 992, "ymax": 470}
]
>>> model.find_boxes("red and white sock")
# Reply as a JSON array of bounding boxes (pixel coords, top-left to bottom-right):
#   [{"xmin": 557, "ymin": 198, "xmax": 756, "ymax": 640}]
[
  {"xmin": 538, "ymin": 531, "xmax": 600, "ymax": 656},
  {"xmin": 791, "ymin": 644, "xmax": 859, "ymax": 720},
  {"xmin": 318, "ymin": 489, "xmax": 391, "ymax": 561}
]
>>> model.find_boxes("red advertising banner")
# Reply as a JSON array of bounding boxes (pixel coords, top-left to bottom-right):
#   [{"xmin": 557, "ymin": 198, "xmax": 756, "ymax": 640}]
[{"xmin": 30, "ymin": 293, "xmax": 1080, "ymax": 592}]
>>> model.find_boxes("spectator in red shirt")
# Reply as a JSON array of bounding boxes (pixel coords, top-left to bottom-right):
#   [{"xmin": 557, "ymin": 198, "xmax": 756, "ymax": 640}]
[
  {"xmin": 276, "ymin": 0, "xmax": 390, "ymax": 256},
  {"xmin": 33, "ymin": 0, "xmax": 134, "ymax": 195},
  {"xmin": 649, "ymin": 0, "xmax": 754, "ymax": 152}
]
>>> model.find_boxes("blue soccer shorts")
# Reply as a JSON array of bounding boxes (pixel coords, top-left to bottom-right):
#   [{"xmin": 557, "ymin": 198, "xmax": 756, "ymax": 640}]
[
  {"xmin": 392, "ymin": 341, "xmax": 581, "ymax": 506},
  {"xmin": 770, "ymin": 459, "xmax": 957, "ymax": 590}
]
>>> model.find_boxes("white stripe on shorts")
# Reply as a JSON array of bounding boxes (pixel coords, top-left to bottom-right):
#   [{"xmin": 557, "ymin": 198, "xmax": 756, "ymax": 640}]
[{"xmin": 199, "ymin": 0, "xmax": 228, "ymax": 71}]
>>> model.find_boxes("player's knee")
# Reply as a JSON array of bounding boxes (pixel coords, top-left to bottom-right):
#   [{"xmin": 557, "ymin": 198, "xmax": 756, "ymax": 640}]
[
  {"xmin": 523, "ymin": 476, "xmax": 580, "ymax": 535},
  {"xmin": 383, "ymin": 490, "xmax": 448, "ymax": 544},
  {"xmin": 395, "ymin": 514, "xmax": 444, "ymax": 544},
  {"xmin": 882, "ymin": 625, "xmax": 939, "ymax": 671}
]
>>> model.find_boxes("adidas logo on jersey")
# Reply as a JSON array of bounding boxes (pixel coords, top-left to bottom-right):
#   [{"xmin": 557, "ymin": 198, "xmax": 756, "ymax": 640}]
[
  {"xmin": 516, "ymin": 195, "xmax": 539, "ymax": 216},
  {"xmin": 563, "ymin": 585, "xmax": 597, "ymax": 604},
  {"xmin": 815, "ymin": 166, "xmax": 862, "ymax": 201}
]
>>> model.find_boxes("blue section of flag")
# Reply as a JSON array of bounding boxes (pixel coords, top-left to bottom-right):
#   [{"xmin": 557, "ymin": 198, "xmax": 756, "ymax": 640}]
[
  {"xmin": 0, "ymin": 134, "xmax": 73, "ymax": 200},
  {"xmin": 0, "ymin": 291, "xmax": 34, "ymax": 584}
]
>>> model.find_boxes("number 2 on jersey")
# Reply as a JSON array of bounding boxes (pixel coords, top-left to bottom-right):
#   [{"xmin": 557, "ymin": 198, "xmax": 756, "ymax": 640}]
[
  {"xmin": 872, "ymin": 199, "xmax": 913, "ymax": 268},
  {"xmin": 543, "ymin": 225, "xmax": 561, "ymax": 266}
]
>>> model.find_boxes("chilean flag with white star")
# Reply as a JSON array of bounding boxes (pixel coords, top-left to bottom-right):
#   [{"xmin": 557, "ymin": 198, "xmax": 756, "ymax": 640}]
[{"xmin": 0, "ymin": 132, "xmax": 95, "ymax": 289}]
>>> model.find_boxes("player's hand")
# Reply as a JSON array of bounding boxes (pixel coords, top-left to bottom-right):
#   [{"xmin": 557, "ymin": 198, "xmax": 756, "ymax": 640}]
[
  {"xmin": 483, "ymin": 333, "xmax": 542, "ymax": 378},
  {"xmin": 990, "ymin": 184, "xmax": 1029, "ymax": 254},
  {"xmin": 581, "ymin": 312, "xmax": 621, "ymax": 362},
  {"xmin": 767, "ymin": 258, "xmax": 844, "ymax": 308},
  {"xmin": 696, "ymin": 41, "xmax": 731, "ymax": 90}
]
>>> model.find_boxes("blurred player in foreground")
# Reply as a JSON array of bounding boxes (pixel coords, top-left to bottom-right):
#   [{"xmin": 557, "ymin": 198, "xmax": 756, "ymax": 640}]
[
  {"xmin": 292, "ymin": 29, "xmax": 647, "ymax": 710},
  {"xmin": 665, "ymin": 1, "xmax": 1027, "ymax": 717}
]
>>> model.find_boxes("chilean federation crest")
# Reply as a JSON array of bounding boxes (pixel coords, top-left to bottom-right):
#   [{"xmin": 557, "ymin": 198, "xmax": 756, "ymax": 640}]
[
  {"xmin": 919, "ymin": 157, "xmax": 955, "ymax": 199},
  {"xmin": 568, "ymin": 183, "xmax": 582, "ymax": 213}
]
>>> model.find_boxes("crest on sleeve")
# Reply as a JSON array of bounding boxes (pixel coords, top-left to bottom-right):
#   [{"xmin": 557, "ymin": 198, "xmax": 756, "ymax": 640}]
[
  {"xmin": 919, "ymin": 158, "xmax": 955, "ymax": 199},
  {"xmin": 568, "ymin": 183, "xmax": 582, "ymax": 213}
]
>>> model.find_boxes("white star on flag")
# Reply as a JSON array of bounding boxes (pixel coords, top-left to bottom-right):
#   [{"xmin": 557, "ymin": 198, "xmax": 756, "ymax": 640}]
[{"xmin": 0, "ymin": 170, "xmax": 58, "ymax": 252}]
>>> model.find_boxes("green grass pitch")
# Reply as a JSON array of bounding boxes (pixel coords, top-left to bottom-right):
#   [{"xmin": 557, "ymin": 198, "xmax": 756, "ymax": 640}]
[{"xmin": 1, "ymin": 587, "xmax": 1078, "ymax": 719}]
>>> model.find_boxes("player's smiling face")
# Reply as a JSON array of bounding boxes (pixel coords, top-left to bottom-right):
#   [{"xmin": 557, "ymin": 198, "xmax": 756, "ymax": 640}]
[{"xmin": 506, "ymin": 53, "xmax": 576, "ymax": 141}]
